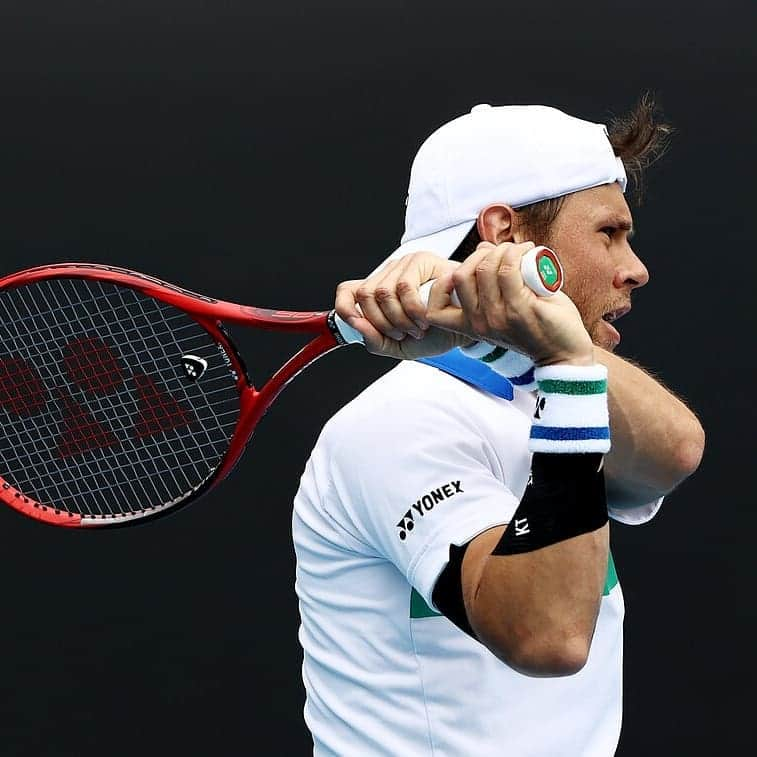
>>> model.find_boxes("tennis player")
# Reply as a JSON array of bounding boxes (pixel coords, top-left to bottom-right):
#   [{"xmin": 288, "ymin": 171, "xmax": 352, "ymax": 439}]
[{"xmin": 294, "ymin": 99, "xmax": 704, "ymax": 755}]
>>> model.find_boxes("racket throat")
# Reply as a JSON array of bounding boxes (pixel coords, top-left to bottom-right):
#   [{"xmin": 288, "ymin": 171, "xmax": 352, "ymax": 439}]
[
  {"xmin": 216, "ymin": 331, "xmax": 342, "ymax": 482},
  {"xmin": 216, "ymin": 386, "xmax": 264, "ymax": 481}
]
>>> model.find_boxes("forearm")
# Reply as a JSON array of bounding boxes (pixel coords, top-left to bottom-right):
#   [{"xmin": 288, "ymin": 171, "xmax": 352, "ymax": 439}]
[
  {"xmin": 595, "ymin": 347, "xmax": 705, "ymax": 507},
  {"xmin": 468, "ymin": 524, "xmax": 608, "ymax": 676},
  {"xmin": 463, "ymin": 447, "xmax": 611, "ymax": 677}
]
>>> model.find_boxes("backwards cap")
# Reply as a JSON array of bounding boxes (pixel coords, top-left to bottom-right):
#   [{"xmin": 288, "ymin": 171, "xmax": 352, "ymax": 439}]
[{"xmin": 381, "ymin": 104, "xmax": 626, "ymax": 267}]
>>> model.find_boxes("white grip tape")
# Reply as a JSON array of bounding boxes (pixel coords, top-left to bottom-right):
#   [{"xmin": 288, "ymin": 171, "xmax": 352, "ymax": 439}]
[
  {"xmin": 417, "ymin": 280, "xmax": 461, "ymax": 307},
  {"xmin": 333, "ymin": 246, "xmax": 561, "ymax": 345},
  {"xmin": 332, "ymin": 314, "xmax": 365, "ymax": 344}
]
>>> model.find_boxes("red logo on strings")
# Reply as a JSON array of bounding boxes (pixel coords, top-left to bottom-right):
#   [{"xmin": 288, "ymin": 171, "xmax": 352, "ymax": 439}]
[
  {"xmin": 63, "ymin": 336, "xmax": 125, "ymax": 396},
  {"xmin": 56, "ymin": 389, "xmax": 120, "ymax": 458},
  {"xmin": 0, "ymin": 357, "xmax": 48, "ymax": 417},
  {"xmin": 132, "ymin": 373, "xmax": 195, "ymax": 438},
  {"xmin": 0, "ymin": 336, "xmax": 198, "ymax": 458}
]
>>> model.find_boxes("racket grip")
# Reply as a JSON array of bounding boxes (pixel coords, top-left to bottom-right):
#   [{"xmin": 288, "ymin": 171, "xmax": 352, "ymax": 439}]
[{"xmin": 332, "ymin": 246, "xmax": 562, "ymax": 345}]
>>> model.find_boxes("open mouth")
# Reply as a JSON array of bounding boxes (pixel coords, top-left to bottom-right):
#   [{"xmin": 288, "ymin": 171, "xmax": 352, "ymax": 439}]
[{"xmin": 602, "ymin": 305, "xmax": 631, "ymax": 324}]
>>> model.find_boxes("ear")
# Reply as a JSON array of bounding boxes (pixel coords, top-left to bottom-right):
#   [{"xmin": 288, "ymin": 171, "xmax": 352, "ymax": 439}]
[{"xmin": 476, "ymin": 204, "xmax": 526, "ymax": 245}]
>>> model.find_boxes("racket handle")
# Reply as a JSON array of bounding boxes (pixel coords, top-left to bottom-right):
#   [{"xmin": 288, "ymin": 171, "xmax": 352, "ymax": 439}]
[
  {"xmin": 520, "ymin": 246, "xmax": 563, "ymax": 296},
  {"xmin": 333, "ymin": 246, "xmax": 562, "ymax": 345}
]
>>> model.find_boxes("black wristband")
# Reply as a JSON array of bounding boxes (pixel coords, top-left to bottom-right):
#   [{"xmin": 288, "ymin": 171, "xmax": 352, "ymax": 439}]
[{"xmin": 492, "ymin": 453, "xmax": 608, "ymax": 556}]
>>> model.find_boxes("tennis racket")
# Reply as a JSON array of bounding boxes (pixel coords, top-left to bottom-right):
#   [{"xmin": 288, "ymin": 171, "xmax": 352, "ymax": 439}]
[{"xmin": 0, "ymin": 246, "xmax": 562, "ymax": 527}]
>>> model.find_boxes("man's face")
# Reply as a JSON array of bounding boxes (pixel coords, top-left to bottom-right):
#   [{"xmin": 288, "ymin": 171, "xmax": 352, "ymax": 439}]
[{"xmin": 540, "ymin": 183, "xmax": 649, "ymax": 351}]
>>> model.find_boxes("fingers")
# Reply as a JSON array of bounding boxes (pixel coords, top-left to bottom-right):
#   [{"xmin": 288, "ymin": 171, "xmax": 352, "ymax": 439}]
[
  {"xmin": 334, "ymin": 279, "xmax": 365, "ymax": 322},
  {"xmin": 338, "ymin": 252, "xmax": 460, "ymax": 342},
  {"xmin": 448, "ymin": 241, "xmax": 532, "ymax": 331},
  {"xmin": 334, "ymin": 259, "xmax": 407, "ymax": 341},
  {"xmin": 336, "ymin": 240, "xmax": 589, "ymax": 366},
  {"xmin": 425, "ymin": 272, "xmax": 469, "ymax": 334},
  {"xmin": 393, "ymin": 254, "xmax": 454, "ymax": 331},
  {"xmin": 449, "ymin": 244, "xmax": 488, "ymax": 314},
  {"xmin": 334, "ymin": 242, "xmax": 537, "ymax": 351},
  {"xmin": 364, "ymin": 258, "xmax": 425, "ymax": 339},
  {"xmin": 334, "ymin": 279, "xmax": 393, "ymax": 346},
  {"xmin": 426, "ymin": 241, "xmax": 536, "ymax": 342},
  {"xmin": 333, "ymin": 271, "xmax": 465, "ymax": 360},
  {"xmin": 496, "ymin": 241, "xmax": 536, "ymax": 302}
]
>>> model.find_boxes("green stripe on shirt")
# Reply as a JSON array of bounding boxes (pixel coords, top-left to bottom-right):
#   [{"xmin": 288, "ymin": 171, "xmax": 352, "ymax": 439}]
[
  {"xmin": 410, "ymin": 588, "xmax": 442, "ymax": 618},
  {"xmin": 410, "ymin": 550, "xmax": 618, "ymax": 618},
  {"xmin": 603, "ymin": 550, "xmax": 618, "ymax": 595}
]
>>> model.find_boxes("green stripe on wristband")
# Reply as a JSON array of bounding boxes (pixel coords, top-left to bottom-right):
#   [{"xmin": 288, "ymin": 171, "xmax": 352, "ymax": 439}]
[
  {"xmin": 538, "ymin": 378, "xmax": 607, "ymax": 395},
  {"xmin": 481, "ymin": 346, "xmax": 507, "ymax": 363}
]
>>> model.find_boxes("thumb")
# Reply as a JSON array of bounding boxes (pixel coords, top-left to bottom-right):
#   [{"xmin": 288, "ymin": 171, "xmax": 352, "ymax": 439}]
[{"xmin": 425, "ymin": 272, "xmax": 470, "ymax": 334}]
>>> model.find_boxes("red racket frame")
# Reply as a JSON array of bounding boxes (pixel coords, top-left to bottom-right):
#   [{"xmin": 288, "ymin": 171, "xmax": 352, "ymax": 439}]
[{"xmin": 0, "ymin": 263, "xmax": 343, "ymax": 526}]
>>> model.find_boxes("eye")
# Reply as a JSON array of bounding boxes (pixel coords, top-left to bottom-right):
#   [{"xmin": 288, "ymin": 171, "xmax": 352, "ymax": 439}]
[{"xmin": 600, "ymin": 226, "xmax": 616, "ymax": 238}]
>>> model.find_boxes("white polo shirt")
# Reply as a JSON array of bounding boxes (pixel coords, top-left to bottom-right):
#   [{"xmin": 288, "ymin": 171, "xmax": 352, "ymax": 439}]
[{"xmin": 293, "ymin": 360, "xmax": 661, "ymax": 756}]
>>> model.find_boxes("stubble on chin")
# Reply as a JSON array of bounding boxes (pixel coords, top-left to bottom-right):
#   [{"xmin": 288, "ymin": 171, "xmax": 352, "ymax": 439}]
[{"xmin": 589, "ymin": 320, "xmax": 614, "ymax": 352}]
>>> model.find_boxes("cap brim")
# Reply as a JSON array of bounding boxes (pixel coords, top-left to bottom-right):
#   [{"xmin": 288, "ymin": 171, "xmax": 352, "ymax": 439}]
[{"xmin": 368, "ymin": 220, "xmax": 475, "ymax": 276}]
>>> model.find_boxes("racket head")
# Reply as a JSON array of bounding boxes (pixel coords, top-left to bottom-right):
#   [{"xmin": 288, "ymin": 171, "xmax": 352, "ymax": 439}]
[{"xmin": 0, "ymin": 264, "xmax": 261, "ymax": 527}]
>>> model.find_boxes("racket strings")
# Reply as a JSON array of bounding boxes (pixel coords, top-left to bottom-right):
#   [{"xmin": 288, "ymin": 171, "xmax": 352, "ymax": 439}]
[
  {"xmin": 0, "ymin": 283, "xmax": 192, "ymax": 516},
  {"xmin": 0, "ymin": 280, "xmax": 231, "ymax": 516},
  {"xmin": 0, "ymin": 277, "xmax": 241, "ymax": 520}
]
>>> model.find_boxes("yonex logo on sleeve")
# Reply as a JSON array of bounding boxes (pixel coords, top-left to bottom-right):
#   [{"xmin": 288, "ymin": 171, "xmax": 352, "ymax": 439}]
[{"xmin": 396, "ymin": 480, "xmax": 463, "ymax": 540}]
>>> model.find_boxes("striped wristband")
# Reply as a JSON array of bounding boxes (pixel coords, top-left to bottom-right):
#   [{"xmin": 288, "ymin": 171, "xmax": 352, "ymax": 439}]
[
  {"xmin": 460, "ymin": 342, "xmax": 537, "ymax": 391},
  {"xmin": 529, "ymin": 364, "xmax": 610, "ymax": 453}
]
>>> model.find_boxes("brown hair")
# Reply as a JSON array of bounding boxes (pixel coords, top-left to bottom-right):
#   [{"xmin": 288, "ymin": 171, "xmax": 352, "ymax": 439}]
[{"xmin": 450, "ymin": 93, "xmax": 674, "ymax": 259}]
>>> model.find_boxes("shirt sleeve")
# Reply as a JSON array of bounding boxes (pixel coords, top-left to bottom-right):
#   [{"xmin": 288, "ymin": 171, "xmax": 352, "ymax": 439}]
[{"xmin": 325, "ymin": 396, "xmax": 521, "ymax": 612}]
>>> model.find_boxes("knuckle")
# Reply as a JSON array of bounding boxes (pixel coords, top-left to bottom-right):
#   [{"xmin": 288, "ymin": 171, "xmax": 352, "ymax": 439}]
[
  {"xmin": 474, "ymin": 260, "xmax": 496, "ymax": 277},
  {"xmin": 451, "ymin": 269, "xmax": 468, "ymax": 288},
  {"xmin": 335, "ymin": 280, "xmax": 354, "ymax": 294},
  {"xmin": 462, "ymin": 250, "xmax": 486, "ymax": 271},
  {"xmin": 497, "ymin": 256, "xmax": 518, "ymax": 274},
  {"xmin": 373, "ymin": 286, "xmax": 395, "ymax": 304},
  {"xmin": 395, "ymin": 278, "xmax": 415, "ymax": 297},
  {"xmin": 355, "ymin": 285, "xmax": 373, "ymax": 303}
]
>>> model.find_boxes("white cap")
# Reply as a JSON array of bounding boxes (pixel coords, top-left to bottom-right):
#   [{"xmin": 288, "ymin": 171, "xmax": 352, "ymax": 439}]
[{"xmin": 379, "ymin": 104, "xmax": 627, "ymax": 268}]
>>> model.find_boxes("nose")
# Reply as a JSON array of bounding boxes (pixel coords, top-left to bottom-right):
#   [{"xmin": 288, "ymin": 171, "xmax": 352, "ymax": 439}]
[{"xmin": 614, "ymin": 245, "xmax": 650, "ymax": 290}]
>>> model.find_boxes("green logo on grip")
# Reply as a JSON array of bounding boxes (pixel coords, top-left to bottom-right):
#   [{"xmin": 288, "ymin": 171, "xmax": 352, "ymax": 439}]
[{"xmin": 537, "ymin": 254, "xmax": 559, "ymax": 287}]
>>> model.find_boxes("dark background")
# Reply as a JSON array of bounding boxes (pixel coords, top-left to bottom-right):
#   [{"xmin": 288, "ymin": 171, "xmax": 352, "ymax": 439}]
[{"xmin": 0, "ymin": 1, "xmax": 753, "ymax": 754}]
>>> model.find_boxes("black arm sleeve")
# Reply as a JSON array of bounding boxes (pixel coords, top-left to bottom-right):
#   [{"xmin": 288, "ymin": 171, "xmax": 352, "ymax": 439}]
[
  {"xmin": 433, "ymin": 454, "xmax": 606, "ymax": 639},
  {"xmin": 432, "ymin": 542, "xmax": 477, "ymax": 640}
]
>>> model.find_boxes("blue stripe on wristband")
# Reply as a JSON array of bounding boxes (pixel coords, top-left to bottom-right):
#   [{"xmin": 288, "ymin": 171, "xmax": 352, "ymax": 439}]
[{"xmin": 530, "ymin": 426, "xmax": 611, "ymax": 441}]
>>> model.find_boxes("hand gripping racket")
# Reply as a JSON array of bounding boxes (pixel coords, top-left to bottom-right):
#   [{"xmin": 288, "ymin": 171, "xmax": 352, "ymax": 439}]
[{"xmin": 0, "ymin": 247, "xmax": 561, "ymax": 527}]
